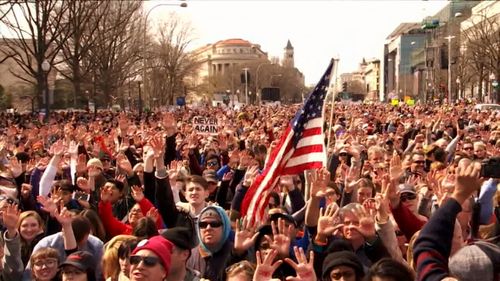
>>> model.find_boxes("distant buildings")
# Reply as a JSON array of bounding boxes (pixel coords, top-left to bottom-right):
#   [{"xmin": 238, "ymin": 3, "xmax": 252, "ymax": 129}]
[
  {"xmin": 190, "ymin": 38, "xmax": 304, "ymax": 104},
  {"xmin": 382, "ymin": 1, "xmax": 483, "ymax": 102},
  {"xmin": 339, "ymin": 58, "xmax": 380, "ymax": 101}
]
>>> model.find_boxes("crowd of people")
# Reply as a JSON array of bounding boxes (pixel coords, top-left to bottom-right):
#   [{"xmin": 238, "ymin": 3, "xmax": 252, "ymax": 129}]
[{"xmin": 0, "ymin": 101, "xmax": 498, "ymax": 281}]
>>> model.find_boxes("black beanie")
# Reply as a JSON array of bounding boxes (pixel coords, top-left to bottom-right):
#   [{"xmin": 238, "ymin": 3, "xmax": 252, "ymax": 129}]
[
  {"xmin": 161, "ymin": 227, "xmax": 198, "ymax": 250},
  {"xmin": 322, "ymin": 250, "xmax": 364, "ymax": 279}
]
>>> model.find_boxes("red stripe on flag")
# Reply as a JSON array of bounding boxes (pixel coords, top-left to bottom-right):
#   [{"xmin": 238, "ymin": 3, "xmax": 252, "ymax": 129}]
[
  {"xmin": 301, "ymin": 127, "xmax": 322, "ymax": 138},
  {"xmin": 290, "ymin": 144, "xmax": 324, "ymax": 157},
  {"xmin": 282, "ymin": 161, "xmax": 324, "ymax": 175}
]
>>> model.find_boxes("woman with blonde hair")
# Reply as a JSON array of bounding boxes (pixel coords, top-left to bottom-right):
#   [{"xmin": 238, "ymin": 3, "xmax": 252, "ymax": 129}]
[
  {"xmin": 18, "ymin": 210, "xmax": 45, "ymax": 267},
  {"xmin": 102, "ymin": 235, "xmax": 137, "ymax": 281}
]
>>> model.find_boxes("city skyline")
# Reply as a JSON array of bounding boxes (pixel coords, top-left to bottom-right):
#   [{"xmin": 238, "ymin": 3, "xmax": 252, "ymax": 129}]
[{"xmin": 146, "ymin": 0, "xmax": 449, "ymax": 85}]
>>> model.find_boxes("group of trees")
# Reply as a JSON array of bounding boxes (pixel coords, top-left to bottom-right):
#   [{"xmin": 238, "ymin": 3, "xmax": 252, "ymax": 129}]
[
  {"xmin": 457, "ymin": 10, "xmax": 499, "ymax": 102},
  {"xmin": 0, "ymin": 0, "xmax": 198, "ymax": 110}
]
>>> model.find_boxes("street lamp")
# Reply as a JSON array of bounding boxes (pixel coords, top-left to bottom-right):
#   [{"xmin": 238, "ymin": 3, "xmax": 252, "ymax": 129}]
[
  {"xmin": 444, "ymin": 35, "xmax": 455, "ymax": 103},
  {"xmin": 41, "ymin": 59, "xmax": 50, "ymax": 122},
  {"xmin": 242, "ymin": 67, "xmax": 249, "ymax": 104},
  {"xmin": 143, "ymin": 1, "xmax": 187, "ymax": 106},
  {"xmin": 137, "ymin": 78, "xmax": 143, "ymax": 117}
]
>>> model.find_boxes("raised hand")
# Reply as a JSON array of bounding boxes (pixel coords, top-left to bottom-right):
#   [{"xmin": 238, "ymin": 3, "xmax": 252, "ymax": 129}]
[
  {"xmin": 317, "ymin": 203, "xmax": 342, "ymax": 238},
  {"xmin": 2, "ymin": 203, "xmax": 20, "ymax": 235},
  {"xmin": 54, "ymin": 205, "xmax": 74, "ymax": 227},
  {"xmin": 68, "ymin": 140, "xmax": 79, "ymax": 156},
  {"xmin": 349, "ymin": 205, "xmax": 376, "ymax": 240},
  {"xmin": 100, "ymin": 186, "xmax": 112, "ymax": 203},
  {"xmin": 146, "ymin": 207, "xmax": 159, "ymax": 222},
  {"xmin": 253, "ymin": 249, "xmax": 282, "ymax": 281},
  {"xmin": 284, "ymin": 247, "xmax": 317, "ymax": 281},
  {"xmin": 37, "ymin": 195, "xmax": 58, "ymax": 216},
  {"xmin": 308, "ymin": 167, "xmax": 330, "ymax": 198},
  {"xmin": 116, "ymin": 153, "xmax": 132, "ymax": 175},
  {"xmin": 453, "ymin": 162, "xmax": 482, "ymax": 205},
  {"xmin": 243, "ymin": 165, "xmax": 260, "ymax": 187},
  {"xmin": 150, "ymin": 134, "xmax": 165, "ymax": 159},
  {"xmin": 221, "ymin": 171, "xmax": 233, "ymax": 182},
  {"xmin": 234, "ymin": 216, "xmax": 259, "ymax": 254},
  {"xmin": 9, "ymin": 157, "xmax": 23, "ymax": 178},
  {"xmin": 50, "ymin": 140, "xmax": 66, "ymax": 156},
  {"xmin": 269, "ymin": 218, "xmax": 292, "ymax": 258},
  {"xmin": 131, "ymin": 185, "xmax": 145, "ymax": 202},
  {"xmin": 389, "ymin": 151, "xmax": 403, "ymax": 181}
]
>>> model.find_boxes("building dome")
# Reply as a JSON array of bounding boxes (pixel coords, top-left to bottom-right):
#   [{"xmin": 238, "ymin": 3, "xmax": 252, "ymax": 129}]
[{"xmin": 215, "ymin": 38, "xmax": 252, "ymax": 47}]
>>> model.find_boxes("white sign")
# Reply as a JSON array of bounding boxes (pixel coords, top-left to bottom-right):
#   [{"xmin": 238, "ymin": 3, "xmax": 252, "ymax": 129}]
[{"xmin": 193, "ymin": 116, "xmax": 219, "ymax": 135}]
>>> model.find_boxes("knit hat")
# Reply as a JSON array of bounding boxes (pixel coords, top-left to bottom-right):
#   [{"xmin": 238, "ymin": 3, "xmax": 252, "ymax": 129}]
[
  {"xmin": 87, "ymin": 158, "xmax": 104, "ymax": 170},
  {"xmin": 60, "ymin": 251, "xmax": 95, "ymax": 272},
  {"xmin": 322, "ymin": 251, "xmax": 364, "ymax": 279},
  {"xmin": 197, "ymin": 205, "xmax": 231, "ymax": 254},
  {"xmin": 161, "ymin": 227, "xmax": 198, "ymax": 250},
  {"xmin": 132, "ymin": 236, "xmax": 174, "ymax": 275},
  {"xmin": 449, "ymin": 241, "xmax": 500, "ymax": 281}
]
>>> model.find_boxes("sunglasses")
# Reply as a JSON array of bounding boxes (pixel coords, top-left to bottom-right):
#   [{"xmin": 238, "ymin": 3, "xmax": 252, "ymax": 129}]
[
  {"xmin": 207, "ymin": 161, "xmax": 218, "ymax": 167},
  {"xmin": 463, "ymin": 147, "xmax": 473, "ymax": 151},
  {"xmin": 339, "ymin": 152, "xmax": 348, "ymax": 157},
  {"xmin": 129, "ymin": 255, "xmax": 161, "ymax": 267},
  {"xmin": 199, "ymin": 221, "xmax": 223, "ymax": 229},
  {"xmin": 400, "ymin": 193, "xmax": 417, "ymax": 202},
  {"xmin": 413, "ymin": 160, "xmax": 425, "ymax": 165}
]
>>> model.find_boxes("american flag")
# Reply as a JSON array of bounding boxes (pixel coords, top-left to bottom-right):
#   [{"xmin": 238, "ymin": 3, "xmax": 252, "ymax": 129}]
[{"xmin": 241, "ymin": 59, "xmax": 334, "ymax": 224}]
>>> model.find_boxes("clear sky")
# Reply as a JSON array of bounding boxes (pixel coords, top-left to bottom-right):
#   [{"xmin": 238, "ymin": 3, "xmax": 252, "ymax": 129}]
[{"xmin": 146, "ymin": 0, "xmax": 449, "ymax": 85}]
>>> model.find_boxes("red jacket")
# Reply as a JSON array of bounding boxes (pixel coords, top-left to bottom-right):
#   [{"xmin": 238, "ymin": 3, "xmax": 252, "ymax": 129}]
[{"xmin": 99, "ymin": 198, "xmax": 163, "ymax": 238}]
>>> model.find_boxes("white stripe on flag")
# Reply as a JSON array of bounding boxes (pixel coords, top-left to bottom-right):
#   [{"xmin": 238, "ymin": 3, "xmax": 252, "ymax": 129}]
[
  {"xmin": 296, "ymin": 135, "xmax": 324, "ymax": 148},
  {"xmin": 304, "ymin": 118, "xmax": 323, "ymax": 129},
  {"xmin": 285, "ymin": 152, "xmax": 326, "ymax": 168}
]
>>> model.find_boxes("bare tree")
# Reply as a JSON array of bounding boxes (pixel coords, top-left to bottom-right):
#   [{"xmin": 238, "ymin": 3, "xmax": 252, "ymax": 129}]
[
  {"xmin": 86, "ymin": 1, "xmax": 143, "ymax": 108},
  {"xmin": 56, "ymin": 0, "xmax": 109, "ymax": 108},
  {"xmin": 146, "ymin": 13, "xmax": 200, "ymax": 106},
  {"xmin": 462, "ymin": 10, "xmax": 500, "ymax": 102},
  {"xmin": 0, "ymin": 0, "xmax": 71, "ymax": 108}
]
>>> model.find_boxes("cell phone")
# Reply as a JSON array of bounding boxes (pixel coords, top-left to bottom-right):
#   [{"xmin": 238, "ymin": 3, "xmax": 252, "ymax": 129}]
[{"xmin": 73, "ymin": 191, "xmax": 90, "ymax": 202}]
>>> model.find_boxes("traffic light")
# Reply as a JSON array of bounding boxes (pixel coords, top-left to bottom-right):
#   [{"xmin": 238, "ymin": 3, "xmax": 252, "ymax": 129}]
[{"xmin": 342, "ymin": 82, "xmax": 347, "ymax": 92}]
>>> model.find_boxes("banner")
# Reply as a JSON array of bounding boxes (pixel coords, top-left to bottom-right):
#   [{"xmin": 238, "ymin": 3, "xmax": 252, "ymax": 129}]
[{"xmin": 193, "ymin": 116, "xmax": 219, "ymax": 135}]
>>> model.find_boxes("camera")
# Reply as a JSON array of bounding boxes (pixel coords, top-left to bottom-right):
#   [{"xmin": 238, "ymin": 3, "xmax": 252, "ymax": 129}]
[
  {"xmin": 73, "ymin": 191, "xmax": 90, "ymax": 202},
  {"xmin": 480, "ymin": 157, "xmax": 500, "ymax": 178}
]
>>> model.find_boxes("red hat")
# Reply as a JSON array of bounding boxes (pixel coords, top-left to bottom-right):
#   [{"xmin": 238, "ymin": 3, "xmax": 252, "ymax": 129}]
[{"xmin": 132, "ymin": 236, "xmax": 173, "ymax": 274}]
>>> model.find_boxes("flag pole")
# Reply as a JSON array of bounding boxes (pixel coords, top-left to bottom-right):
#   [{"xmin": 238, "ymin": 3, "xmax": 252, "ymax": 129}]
[
  {"xmin": 326, "ymin": 57, "xmax": 339, "ymax": 153},
  {"xmin": 305, "ymin": 58, "xmax": 337, "ymax": 201}
]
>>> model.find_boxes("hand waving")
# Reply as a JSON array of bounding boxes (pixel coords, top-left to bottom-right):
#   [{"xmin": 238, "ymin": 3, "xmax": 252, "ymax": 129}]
[
  {"xmin": 131, "ymin": 185, "xmax": 145, "ymax": 202},
  {"xmin": 234, "ymin": 216, "xmax": 259, "ymax": 253},
  {"xmin": 317, "ymin": 203, "xmax": 342, "ymax": 237},
  {"xmin": 284, "ymin": 247, "xmax": 317, "ymax": 281},
  {"xmin": 2, "ymin": 203, "xmax": 20, "ymax": 236},
  {"xmin": 253, "ymin": 249, "xmax": 282, "ymax": 281}
]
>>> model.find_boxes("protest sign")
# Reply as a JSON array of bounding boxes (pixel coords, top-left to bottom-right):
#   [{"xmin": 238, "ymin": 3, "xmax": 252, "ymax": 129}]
[{"xmin": 193, "ymin": 116, "xmax": 219, "ymax": 135}]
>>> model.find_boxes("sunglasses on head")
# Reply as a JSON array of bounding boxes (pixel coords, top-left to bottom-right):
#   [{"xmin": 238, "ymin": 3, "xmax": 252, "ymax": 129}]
[
  {"xmin": 199, "ymin": 221, "xmax": 223, "ymax": 229},
  {"xmin": 129, "ymin": 255, "xmax": 161, "ymax": 267},
  {"xmin": 400, "ymin": 193, "xmax": 417, "ymax": 202}
]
